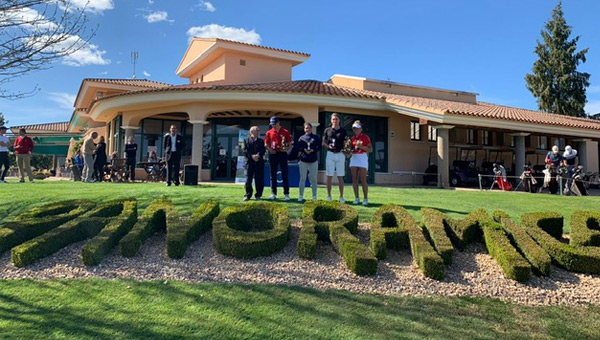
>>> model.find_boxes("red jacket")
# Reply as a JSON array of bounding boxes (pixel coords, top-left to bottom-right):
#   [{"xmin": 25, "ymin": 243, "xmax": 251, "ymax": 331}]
[{"xmin": 14, "ymin": 136, "xmax": 34, "ymax": 154}]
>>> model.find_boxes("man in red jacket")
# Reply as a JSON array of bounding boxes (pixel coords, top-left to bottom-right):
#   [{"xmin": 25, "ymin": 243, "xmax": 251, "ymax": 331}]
[{"xmin": 14, "ymin": 128, "xmax": 34, "ymax": 183}]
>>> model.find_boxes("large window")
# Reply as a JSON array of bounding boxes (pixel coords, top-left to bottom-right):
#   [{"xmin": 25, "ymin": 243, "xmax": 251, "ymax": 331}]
[
  {"xmin": 467, "ymin": 129, "xmax": 477, "ymax": 144},
  {"xmin": 538, "ymin": 136, "xmax": 547, "ymax": 150},
  {"xmin": 410, "ymin": 121, "xmax": 421, "ymax": 141},
  {"xmin": 428, "ymin": 125, "xmax": 437, "ymax": 142},
  {"xmin": 482, "ymin": 130, "xmax": 490, "ymax": 146}
]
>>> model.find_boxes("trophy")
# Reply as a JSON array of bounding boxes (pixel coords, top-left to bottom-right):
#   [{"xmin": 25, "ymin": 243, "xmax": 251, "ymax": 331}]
[
  {"xmin": 355, "ymin": 140, "xmax": 363, "ymax": 151},
  {"xmin": 307, "ymin": 140, "xmax": 312, "ymax": 151},
  {"xmin": 281, "ymin": 135, "xmax": 288, "ymax": 152},
  {"xmin": 330, "ymin": 138, "xmax": 336, "ymax": 149}
]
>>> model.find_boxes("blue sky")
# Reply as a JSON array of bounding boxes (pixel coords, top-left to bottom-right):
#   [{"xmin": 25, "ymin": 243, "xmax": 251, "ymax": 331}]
[{"xmin": 1, "ymin": 0, "xmax": 599, "ymax": 127}]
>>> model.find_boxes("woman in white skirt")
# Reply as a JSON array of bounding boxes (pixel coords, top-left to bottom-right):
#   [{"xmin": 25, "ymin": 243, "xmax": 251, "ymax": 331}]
[{"xmin": 349, "ymin": 120, "xmax": 372, "ymax": 205}]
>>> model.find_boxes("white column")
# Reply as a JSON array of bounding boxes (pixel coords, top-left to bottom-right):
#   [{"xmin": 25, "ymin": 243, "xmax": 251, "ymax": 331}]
[
  {"xmin": 189, "ymin": 120, "xmax": 209, "ymax": 182},
  {"xmin": 436, "ymin": 125, "xmax": 454, "ymax": 188},
  {"xmin": 510, "ymin": 132, "xmax": 529, "ymax": 175},
  {"xmin": 574, "ymin": 139, "xmax": 598, "ymax": 173}
]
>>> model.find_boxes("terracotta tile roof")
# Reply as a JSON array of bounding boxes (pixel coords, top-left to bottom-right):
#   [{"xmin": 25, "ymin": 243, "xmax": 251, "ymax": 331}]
[
  {"xmin": 202, "ymin": 38, "xmax": 310, "ymax": 57},
  {"xmin": 82, "ymin": 78, "xmax": 172, "ymax": 88},
  {"xmin": 11, "ymin": 122, "xmax": 69, "ymax": 132}
]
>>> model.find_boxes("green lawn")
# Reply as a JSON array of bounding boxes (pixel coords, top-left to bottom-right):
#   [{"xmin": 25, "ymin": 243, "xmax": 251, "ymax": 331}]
[
  {"xmin": 0, "ymin": 279, "xmax": 599, "ymax": 340},
  {"xmin": 0, "ymin": 180, "xmax": 597, "ymax": 232}
]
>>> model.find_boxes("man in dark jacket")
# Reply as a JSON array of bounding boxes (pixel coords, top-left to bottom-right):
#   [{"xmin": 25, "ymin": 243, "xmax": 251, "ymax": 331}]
[
  {"xmin": 124, "ymin": 136, "xmax": 138, "ymax": 182},
  {"xmin": 163, "ymin": 124, "xmax": 184, "ymax": 186},
  {"xmin": 243, "ymin": 126, "xmax": 265, "ymax": 201}
]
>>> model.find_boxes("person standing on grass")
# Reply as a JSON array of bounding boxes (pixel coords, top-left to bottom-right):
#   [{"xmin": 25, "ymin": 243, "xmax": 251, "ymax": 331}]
[
  {"xmin": 82, "ymin": 132, "xmax": 98, "ymax": 183},
  {"xmin": 243, "ymin": 126, "xmax": 265, "ymax": 201},
  {"xmin": 296, "ymin": 122, "xmax": 321, "ymax": 202},
  {"xmin": 13, "ymin": 128, "xmax": 34, "ymax": 183},
  {"xmin": 349, "ymin": 120, "xmax": 372, "ymax": 206},
  {"xmin": 0, "ymin": 126, "xmax": 10, "ymax": 183},
  {"xmin": 124, "ymin": 136, "xmax": 137, "ymax": 182},
  {"xmin": 264, "ymin": 116, "xmax": 292, "ymax": 201},
  {"xmin": 163, "ymin": 124, "xmax": 183, "ymax": 186},
  {"xmin": 322, "ymin": 113, "xmax": 347, "ymax": 203},
  {"xmin": 93, "ymin": 136, "xmax": 107, "ymax": 182}
]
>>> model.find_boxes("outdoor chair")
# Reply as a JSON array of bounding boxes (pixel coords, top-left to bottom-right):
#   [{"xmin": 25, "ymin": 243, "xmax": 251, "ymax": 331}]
[{"xmin": 107, "ymin": 158, "xmax": 129, "ymax": 182}]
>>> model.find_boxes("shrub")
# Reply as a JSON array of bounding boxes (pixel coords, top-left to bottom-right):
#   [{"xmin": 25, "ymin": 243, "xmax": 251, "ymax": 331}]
[
  {"xmin": 167, "ymin": 200, "xmax": 220, "ymax": 259},
  {"xmin": 522, "ymin": 212, "xmax": 600, "ymax": 274},
  {"xmin": 0, "ymin": 200, "xmax": 95, "ymax": 254},
  {"xmin": 300, "ymin": 201, "xmax": 376, "ymax": 276},
  {"xmin": 369, "ymin": 204, "xmax": 410, "ymax": 260},
  {"xmin": 481, "ymin": 220, "xmax": 532, "ymax": 283},
  {"xmin": 420, "ymin": 208, "xmax": 454, "ymax": 265},
  {"xmin": 81, "ymin": 200, "xmax": 138, "ymax": 266},
  {"xmin": 521, "ymin": 212, "xmax": 563, "ymax": 239},
  {"xmin": 443, "ymin": 209, "xmax": 488, "ymax": 250},
  {"xmin": 212, "ymin": 202, "xmax": 289, "ymax": 259},
  {"xmin": 11, "ymin": 199, "xmax": 132, "ymax": 267},
  {"xmin": 493, "ymin": 210, "xmax": 551, "ymax": 276},
  {"xmin": 570, "ymin": 211, "xmax": 600, "ymax": 247},
  {"xmin": 119, "ymin": 198, "xmax": 170, "ymax": 257}
]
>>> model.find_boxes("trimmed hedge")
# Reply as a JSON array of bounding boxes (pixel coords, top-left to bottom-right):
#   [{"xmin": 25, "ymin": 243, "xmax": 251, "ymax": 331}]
[
  {"xmin": 481, "ymin": 220, "xmax": 532, "ymax": 283},
  {"xmin": 167, "ymin": 200, "xmax": 220, "ymax": 259},
  {"xmin": 300, "ymin": 201, "xmax": 376, "ymax": 276},
  {"xmin": 213, "ymin": 202, "xmax": 290, "ymax": 259},
  {"xmin": 0, "ymin": 200, "xmax": 95, "ymax": 254},
  {"xmin": 443, "ymin": 209, "xmax": 487, "ymax": 250},
  {"xmin": 369, "ymin": 204, "xmax": 410, "ymax": 260},
  {"xmin": 521, "ymin": 212, "xmax": 563, "ymax": 239},
  {"xmin": 493, "ymin": 210, "xmax": 551, "ymax": 276},
  {"xmin": 119, "ymin": 198, "xmax": 170, "ymax": 257},
  {"xmin": 420, "ymin": 208, "xmax": 454, "ymax": 265},
  {"xmin": 570, "ymin": 211, "xmax": 600, "ymax": 247},
  {"xmin": 522, "ymin": 212, "xmax": 600, "ymax": 274},
  {"xmin": 81, "ymin": 200, "xmax": 138, "ymax": 266},
  {"xmin": 11, "ymin": 199, "xmax": 130, "ymax": 267}
]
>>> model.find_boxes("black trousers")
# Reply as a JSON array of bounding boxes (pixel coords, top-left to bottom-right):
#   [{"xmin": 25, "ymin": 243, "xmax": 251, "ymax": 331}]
[
  {"xmin": 94, "ymin": 160, "xmax": 106, "ymax": 181},
  {"xmin": 126, "ymin": 158, "xmax": 136, "ymax": 180},
  {"xmin": 245, "ymin": 160, "xmax": 264, "ymax": 199},
  {"xmin": 269, "ymin": 152, "xmax": 289, "ymax": 195},
  {"xmin": 0, "ymin": 152, "xmax": 8, "ymax": 180},
  {"xmin": 166, "ymin": 152, "xmax": 181, "ymax": 184}
]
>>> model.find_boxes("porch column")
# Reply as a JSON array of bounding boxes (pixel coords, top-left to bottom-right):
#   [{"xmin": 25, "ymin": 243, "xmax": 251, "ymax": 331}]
[
  {"xmin": 121, "ymin": 126, "xmax": 139, "ymax": 157},
  {"xmin": 436, "ymin": 125, "xmax": 454, "ymax": 188},
  {"xmin": 189, "ymin": 120, "xmax": 209, "ymax": 182},
  {"xmin": 510, "ymin": 133, "xmax": 529, "ymax": 176},
  {"xmin": 574, "ymin": 139, "xmax": 599, "ymax": 173}
]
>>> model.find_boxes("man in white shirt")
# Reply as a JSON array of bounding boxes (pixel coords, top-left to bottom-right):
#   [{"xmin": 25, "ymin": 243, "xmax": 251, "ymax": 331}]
[{"xmin": 0, "ymin": 126, "xmax": 9, "ymax": 183}]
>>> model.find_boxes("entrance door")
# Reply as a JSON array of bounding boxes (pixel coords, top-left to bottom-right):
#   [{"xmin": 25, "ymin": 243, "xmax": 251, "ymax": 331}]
[{"xmin": 213, "ymin": 135, "xmax": 239, "ymax": 180}]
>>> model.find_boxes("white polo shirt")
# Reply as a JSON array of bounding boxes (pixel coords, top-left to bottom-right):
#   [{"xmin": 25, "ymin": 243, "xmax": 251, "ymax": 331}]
[{"xmin": 0, "ymin": 135, "xmax": 9, "ymax": 152}]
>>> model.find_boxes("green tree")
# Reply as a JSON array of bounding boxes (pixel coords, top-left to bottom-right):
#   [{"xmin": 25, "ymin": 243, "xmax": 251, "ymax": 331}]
[
  {"xmin": 0, "ymin": 112, "xmax": 7, "ymax": 126},
  {"xmin": 525, "ymin": 2, "xmax": 590, "ymax": 117}
]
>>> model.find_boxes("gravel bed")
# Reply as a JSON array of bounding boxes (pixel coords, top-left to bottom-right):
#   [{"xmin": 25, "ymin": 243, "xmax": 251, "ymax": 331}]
[{"xmin": 2, "ymin": 220, "xmax": 600, "ymax": 307}]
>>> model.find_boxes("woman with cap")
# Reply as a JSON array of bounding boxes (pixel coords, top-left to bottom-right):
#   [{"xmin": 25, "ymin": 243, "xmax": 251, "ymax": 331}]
[
  {"xmin": 563, "ymin": 145, "xmax": 578, "ymax": 173},
  {"xmin": 264, "ymin": 116, "xmax": 293, "ymax": 201},
  {"xmin": 349, "ymin": 120, "xmax": 372, "ymax": 205}
]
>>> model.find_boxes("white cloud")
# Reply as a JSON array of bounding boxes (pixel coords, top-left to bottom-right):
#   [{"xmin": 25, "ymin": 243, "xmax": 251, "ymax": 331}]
[
  {"xmin": 62, "ymin": 0, "xmax": 115, "ymax": 14},
  {"xmin": 148, "ymin": 0, "xmax": 154, "ymax": 4},
  {"xmin": 47, "ymin": 92, "xmax": 76, "ymax": 110},
  {"xmin": 186, "ymin": 24, "xmax": 261, "ymax": 44},
  {"xmin": 144, "ymin": 11, "xmax": 172, "ymax": 23},
  {"xmin": 98, "ymin": 71, "xmax": 108, "ymax": 75},
  {"xmin": 1, "ymin": 7, "xmax": 58, "ymax": 30},
  {"xmin": 25, "ymin": 34, "xmax": 110, "ymax": 66},
  {"xmin": 585, "ymin": 99, "xmax": 600, "ymax": 115},
  {"xmin": 197, "ymin": 1, "xmax": 216, "ymax": 12},
  {"xmin": 142, "ymin": 71, "xmax": 151, "ymax": 77}
]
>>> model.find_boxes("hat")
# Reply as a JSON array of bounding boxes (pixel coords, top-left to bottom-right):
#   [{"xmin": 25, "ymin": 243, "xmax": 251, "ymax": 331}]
[
  {"xmin": 563, "ymin": 145, "xmax": 578, "ymax": 159},
  {"xmin": 552, "ymin": 145, "xmax": 559, "ymax": 153},
  {"xmin": 352, "ymin": 122, "xmax": 362, "ymax": 129},
  {"xmin": 0, "ymin": 126, "xmax": 6, "ymax": 130},
  {"xmin": 269, "ymin": 116, "xmax": 279, "ymax": 126}
]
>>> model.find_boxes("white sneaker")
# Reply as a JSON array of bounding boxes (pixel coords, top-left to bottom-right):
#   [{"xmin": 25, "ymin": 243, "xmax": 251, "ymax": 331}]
[
  {"xmin": 0, "ymin": 180, "xmax": 5, "ymax": 183},
  {"xmin": 269, "ymin": 194, "xmax": 277, "ymax": 200},
  {"xmin": 326, "ymin": 196, "xmax": 332, "ymax": 202},
  {"xmin": 312, "ymin": 195, "xmax": 317, "ymax": 201},
  {"xmin": 284, "ymin": 195, "xmax": 290, "ymax": 201},
  {"xmin": 353, "ymin": 198, "xmax": 360, "ymax": 205},
  {"xmin": 362, "ymin": 199, "xmax": 369, "ymax": 206},
  {"xmin": 297, "ymin": 195, "xmax": 304, "ymax": 202},
  {"xmin": 339, "ymin": 197, "xmax": 345, "ymax": 204}
]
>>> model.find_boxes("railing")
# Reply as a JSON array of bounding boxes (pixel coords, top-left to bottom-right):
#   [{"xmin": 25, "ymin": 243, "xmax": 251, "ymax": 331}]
[
  {"xmin": 477, "ymin": 173, "xmax": 596, "ymax": 196},
  {"xmin": 392, "ymin": 171, "xmax": 442, "ymax": 187}
]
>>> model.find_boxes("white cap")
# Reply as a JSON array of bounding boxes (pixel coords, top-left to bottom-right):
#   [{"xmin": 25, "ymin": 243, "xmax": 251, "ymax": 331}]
[{"xmin": 352, "ymin": 122, "xmax": 362, "ymax": 129}]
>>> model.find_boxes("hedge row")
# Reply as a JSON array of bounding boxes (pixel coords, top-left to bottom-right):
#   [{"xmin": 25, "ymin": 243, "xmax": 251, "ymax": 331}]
[
  {"xmin": 119, "ymin": 198, "xmax": 170, "ymax": 257},
  {"xmin": 521, "ymin": 212, "xmax": 564, "ymax": 240},
  {"xmin": 11, "ymin": 199, "xmax": 130, "ymax": 267},
  {"xmin": 570, "ymin": 211, "xmax": 600, "ymax": 247},
  {"xmin": 522, "ymin": 212, "xmax": 600, "ymax": 274},
  {"xmin": 481, "ymin": 220, "xmax": 532, "ymax": 283},
  {"xmin": 0, "ymin": 200, "xmax": 96, "ymax": 254},
  {"xmin": 81, "ymin": 200, "xmax": 138, "ymax": 266},
  {"xmin": 443, "ymin": 209, "xmax": 487, "ymax": 250},
  {"xmin": 369, "ymin": 204, "xmax": 409, "ymax": 260},
  {"xmin": 167, "ymin": 200, "xmax": 220, "ymax": 259},
  {"xmin": 420, "ymin": 208, "xmax": 454, "ymax": 265},
  {"xmin": 492, "ymin": 210, "xmax": 551, "ymax": 276},
  {"xmin": 300, "ymin": 201, "xmax": 376, "ymax": 276},
  {"xmin": 212, "ymin": 202, "xmax": 289, "ymax": 258}
]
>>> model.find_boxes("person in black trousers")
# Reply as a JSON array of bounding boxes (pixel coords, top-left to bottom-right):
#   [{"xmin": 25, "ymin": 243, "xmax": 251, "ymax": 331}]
[
  {"xmin": 163, "ymin": 124, "xmax": 184, "ymax": 186},
  {"xmin": 0, "ymin": 126, "xmax": 10, "ymax": 183},
  {"xmin": 243, "ymin": 126, "xmax": 265, "ymax": 201},
  {"xmin": 124, "ymin": 136, "xmax": 137, "ymax": 182},
  {"xmin": 93, "ymin": 136, "xmax": 107, "ymax": 182}
]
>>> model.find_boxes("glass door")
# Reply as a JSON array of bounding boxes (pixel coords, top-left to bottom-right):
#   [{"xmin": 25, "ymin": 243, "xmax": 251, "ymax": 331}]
[{"xmin": 213, "ymin": 134, "xmax": 239, "ymax": 180}]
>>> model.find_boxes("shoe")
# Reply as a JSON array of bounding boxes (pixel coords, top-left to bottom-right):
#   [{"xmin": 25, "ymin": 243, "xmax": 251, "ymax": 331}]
[
  {"xmin": 166, "ymin": 182, "xmax": 171, "ymax": 186},
  {"xmin": 353, "ymin": 198, "xmax": 360, "ymax": 205},
  {"xmin": 312, "ymin": 195, "xmax": 317, "ymax": 201},
  {"xmin": 297, "ymin": 195, "xmax": 304, "ymax": 202},
  {"xmin": 255, "ymin": 196, "xmax": 262, "ymax": 201},
  {"xmin": 362, "ymin": 199, "xmax": 369, "ymax": 206},
  {"xmin": 339, "ymin": 197, "xmax": 345, "ymax": 204},
  {"xmin": 19, "ymin": 179, "xmax": 24, "ymax": 183},
  {"xmin": 243, "ymin": 197, "xmax": 250, "ymax": 201},
  {"xmin": 175, "ymin": 182, "xmax": 180, "ymax": 186},
  {"xmin": 86, "ymin": 179, "xmax": 95, "ymax": 183},
  {"xmin": 0, "ymin": 180, "xmax": 4, "ymax": 183},
  {"xmin": 29, "ymin": 179, "xmax": 34, "ymax": 183},
  {"xmin": 269, "ymin": 194, "xmax": 277, "ymax": 200},
  {"xmin": 326, "ymin": 196, "xmax": 332, "ymax": 202},
  {"xmin": 284, "ymin": 195, "xmax": 290, "ymax": 201}
]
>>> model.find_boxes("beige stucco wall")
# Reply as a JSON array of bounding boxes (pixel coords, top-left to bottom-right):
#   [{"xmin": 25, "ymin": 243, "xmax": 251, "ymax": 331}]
[
  {"xmin": 177, "ymin": 39, "xmax": 217, "ymax": 76},
  {"xmin": 189, "ymin": 55, "xmax": 226, "ymax": 84},
  {"xmin": 223, "ymin": 53, "xmax": 292, "ymax": 84}
]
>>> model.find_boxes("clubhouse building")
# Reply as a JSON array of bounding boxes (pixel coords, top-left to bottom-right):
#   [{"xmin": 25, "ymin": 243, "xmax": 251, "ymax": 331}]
[{"xmin": 67, "ymin": 38, "xmax": 600, "ymax": 186}]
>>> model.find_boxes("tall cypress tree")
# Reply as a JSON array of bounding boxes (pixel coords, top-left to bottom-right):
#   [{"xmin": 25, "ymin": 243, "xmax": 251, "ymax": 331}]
[{"xmin": 525, "ymin": 2, "xmax": 590, "ymax": 117}]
